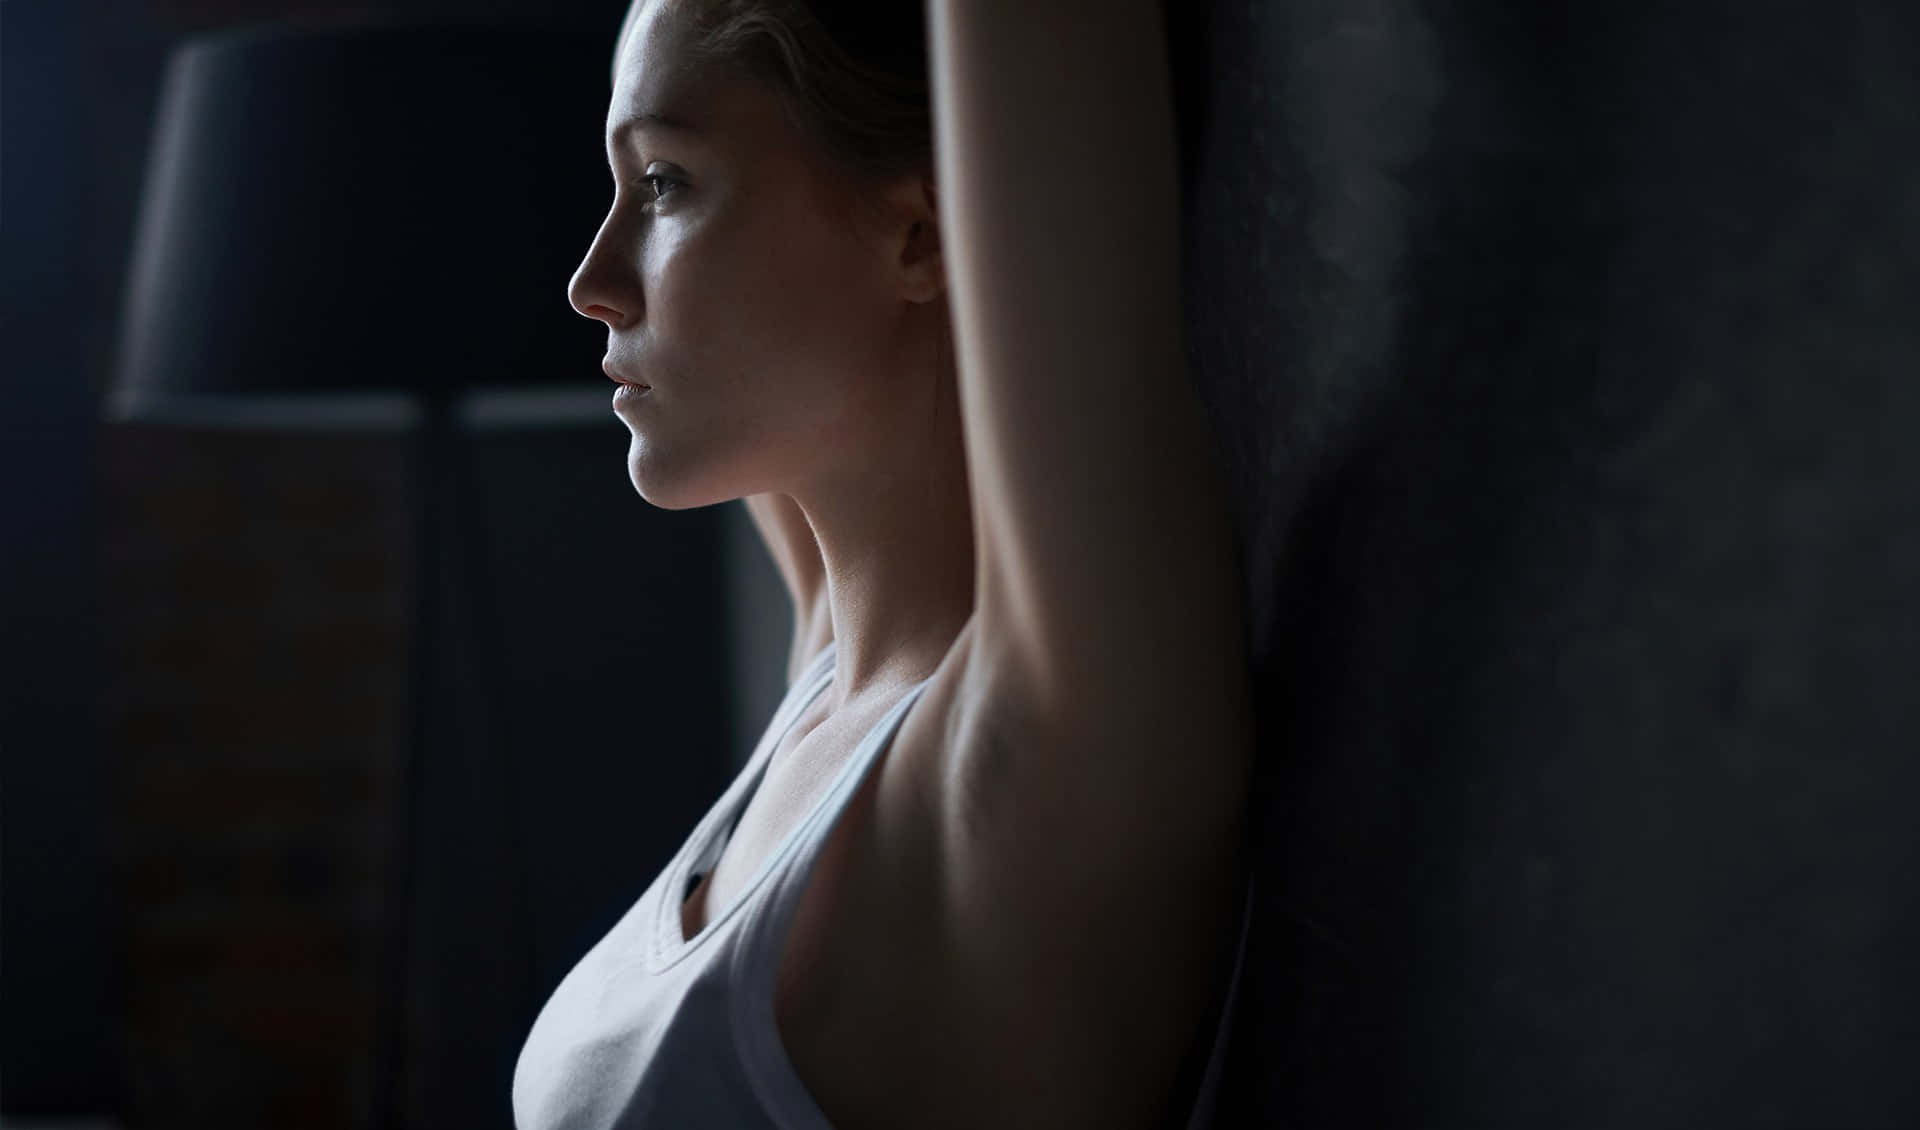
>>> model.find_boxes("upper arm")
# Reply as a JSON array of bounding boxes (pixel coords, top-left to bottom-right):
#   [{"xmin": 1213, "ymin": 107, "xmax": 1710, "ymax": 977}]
[
  {"xmin": 922, "ymin": 3, "xmax": 1253, "ymax": 1120},
  {"xmin": 929, "ymin": 2, "xmax": 1250, "ymax": 752}
]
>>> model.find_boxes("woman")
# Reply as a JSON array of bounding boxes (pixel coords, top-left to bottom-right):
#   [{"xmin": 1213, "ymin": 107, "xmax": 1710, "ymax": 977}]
[{"xmin": 514, "ymin": 1, "xmax": 1254, "ymax": 1127}]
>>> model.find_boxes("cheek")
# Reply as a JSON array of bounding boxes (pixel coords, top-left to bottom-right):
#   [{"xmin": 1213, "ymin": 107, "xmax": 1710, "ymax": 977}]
[
  {"xmin": 646, "ymin": 214, "xmax": 778, "ymax": 365},
  {"xmin": 662, "ymin": 209, "xmax": 870, "ymax": 386},
  {"xmin": 754, "ymin": 225, "xmax": 888, "ymax": 390}
]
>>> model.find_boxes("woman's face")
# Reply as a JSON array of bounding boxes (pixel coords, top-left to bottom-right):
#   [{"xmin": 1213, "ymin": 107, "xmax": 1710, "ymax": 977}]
[{"xmin": 570, "ymin": 0, "xmax": 914, "ymax": 510}]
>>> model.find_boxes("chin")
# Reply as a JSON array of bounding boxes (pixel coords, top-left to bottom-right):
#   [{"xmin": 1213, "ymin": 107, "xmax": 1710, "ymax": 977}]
[
  {"xmin": 625, "ymin": 443, "xmax": 741, "ymax": 512},
  {"xmin": 626, "ymin": 468, "xmax": 707, "ymax": 511}
]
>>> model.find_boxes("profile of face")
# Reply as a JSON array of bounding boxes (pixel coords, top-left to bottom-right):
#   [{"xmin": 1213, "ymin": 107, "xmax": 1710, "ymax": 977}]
[{"xmin": 569, "ymin": 0, "xmax": 945, "ymax": 511}]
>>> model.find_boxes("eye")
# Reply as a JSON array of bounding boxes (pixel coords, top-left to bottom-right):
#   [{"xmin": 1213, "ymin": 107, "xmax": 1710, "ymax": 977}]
[{"xmin": 644, "ymin": 173, "xmax": 682, "ymax": 203}]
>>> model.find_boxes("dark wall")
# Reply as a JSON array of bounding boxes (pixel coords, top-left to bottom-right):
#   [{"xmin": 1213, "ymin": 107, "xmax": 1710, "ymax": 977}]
[{"xmin": 1170, "ymin": 1, "xmax": 1920, "ymax": 1126}]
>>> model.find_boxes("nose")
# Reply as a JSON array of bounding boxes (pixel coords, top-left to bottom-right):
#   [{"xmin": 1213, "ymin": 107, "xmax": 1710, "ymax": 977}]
[{"xmin": 567, "ymin": 207, "xmax": 640, "ymax": 328}]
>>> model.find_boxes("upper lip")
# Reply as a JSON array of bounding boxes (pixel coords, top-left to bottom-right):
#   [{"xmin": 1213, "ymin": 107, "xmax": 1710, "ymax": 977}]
[{"xmin": 602, "ymin": 359, "xmax": 650, "ymax": 388}]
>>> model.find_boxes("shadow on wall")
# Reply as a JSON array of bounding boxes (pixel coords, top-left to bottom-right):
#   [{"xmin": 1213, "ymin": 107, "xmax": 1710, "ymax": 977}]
[{"xmin": 1173, "ymin": 1, "xmax": 1920, "ymax": 1127}]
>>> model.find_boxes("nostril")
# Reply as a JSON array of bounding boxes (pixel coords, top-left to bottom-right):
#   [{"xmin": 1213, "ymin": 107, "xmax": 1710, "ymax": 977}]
[
  {"xmin": 568, "ymin": 268, "xmax": 627, "ymax": 325},
  {"xmin": 574, "ymin": 299, "xmax": 631, "ymax": 329}
]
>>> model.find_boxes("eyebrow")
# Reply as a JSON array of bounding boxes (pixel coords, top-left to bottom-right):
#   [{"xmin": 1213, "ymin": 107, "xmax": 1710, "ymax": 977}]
[{"xmin": 609, "ymin": 111, "xmax": 703, "ymax": 145}]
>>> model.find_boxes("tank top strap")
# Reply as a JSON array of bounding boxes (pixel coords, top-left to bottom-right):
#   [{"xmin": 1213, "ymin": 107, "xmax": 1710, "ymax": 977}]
[
  {"xmin": 645, "ymin": 642, "xmax": 840, "ymax": 970},
  {"xmin": 728, "ymin": 675, "xmax": 937, "ymax": 1124}
]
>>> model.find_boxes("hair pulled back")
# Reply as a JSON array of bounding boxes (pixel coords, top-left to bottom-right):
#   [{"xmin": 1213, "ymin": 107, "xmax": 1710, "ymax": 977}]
[{"xmin": 684, "ymin": 0, "xmax": 932, "ymax": 188}]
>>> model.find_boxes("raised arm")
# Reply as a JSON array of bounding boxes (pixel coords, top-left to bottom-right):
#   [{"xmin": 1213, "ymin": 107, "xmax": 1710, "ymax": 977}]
[
  {"xmin": 931, "ymin": 2, "xmax": 1250, "ymax": 761},
  {"xmin": 928, "ymin": 2, "xmax": 1253, "ymax": 1124},
  {"xmin": 740, "ymin": 493, "xmax": 832, "ymax": 686}
]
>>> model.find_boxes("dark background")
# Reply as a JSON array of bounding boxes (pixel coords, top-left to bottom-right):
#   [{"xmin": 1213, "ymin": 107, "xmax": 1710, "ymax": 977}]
[
  {"xmin": 4, "ymin": 0, "xmax": 788, "ymax": 1124},
  {"xmin": 6, "ymin": 0, "xmax": 1920, "ymax": 1127},
  {"xmin": 1167, "ymin": 2, "xmax": 1920, "ymax": 1127}
]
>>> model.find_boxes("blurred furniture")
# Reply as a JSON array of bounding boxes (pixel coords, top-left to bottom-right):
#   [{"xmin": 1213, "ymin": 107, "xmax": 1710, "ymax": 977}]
[{"xmin": 107, "ymin": 19, "xmax": 671, "ymax": 1128}]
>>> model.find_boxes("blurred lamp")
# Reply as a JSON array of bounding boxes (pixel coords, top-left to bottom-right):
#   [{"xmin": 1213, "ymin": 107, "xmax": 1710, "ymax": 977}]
[{"xmin": 111, "ymin": 18, "xmax": 610, "ymax": 430}]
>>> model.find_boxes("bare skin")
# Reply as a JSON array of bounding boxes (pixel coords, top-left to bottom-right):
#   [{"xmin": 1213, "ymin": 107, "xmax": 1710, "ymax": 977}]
[
  {"xmin": 569, "ymin": 1, "xmax": 1252, "ymax": 1127},
  {"xmin": 741, "ymin": 492, "xmax": 833, "ymax": 685}
]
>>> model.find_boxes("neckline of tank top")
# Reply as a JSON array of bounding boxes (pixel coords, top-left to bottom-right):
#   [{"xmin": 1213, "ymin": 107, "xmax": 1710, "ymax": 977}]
[
  {"xmin": 655, "ymin": 652, "xmax": 940, "ymax": 967},
  {"xmin": 723, "ymin": 676, "xmax": 943, "ymax": 1123},
  {"xmin": 649, "ymin": 642, "xmax": 842, "ymax": 966}
]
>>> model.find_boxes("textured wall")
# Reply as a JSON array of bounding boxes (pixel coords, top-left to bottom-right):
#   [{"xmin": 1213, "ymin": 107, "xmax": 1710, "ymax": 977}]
[{"xmin": 1169, "ymin": 1, "xmax": 1920, "ymax": 1126}]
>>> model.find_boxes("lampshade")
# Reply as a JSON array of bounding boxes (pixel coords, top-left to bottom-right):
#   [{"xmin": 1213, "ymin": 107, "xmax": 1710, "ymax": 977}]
[{"xmin": 110, "ymin": 19, "xmax": 615, "ymax": 429}]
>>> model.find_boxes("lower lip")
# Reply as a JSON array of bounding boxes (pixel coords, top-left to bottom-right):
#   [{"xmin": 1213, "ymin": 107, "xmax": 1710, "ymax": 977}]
[{"xmin": 613, "ymin": 383, "xmax": 652, "ymax": 406}]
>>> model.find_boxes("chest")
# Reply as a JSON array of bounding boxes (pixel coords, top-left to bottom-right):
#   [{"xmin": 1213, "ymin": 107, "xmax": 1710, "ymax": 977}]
[
  {"xmin": 679, "ymin": 691, "xmax": 939, "ymax": 1013},
  {"xmin": 676, "ymin": 682, "xmax": 993, "ymax": 1123}
]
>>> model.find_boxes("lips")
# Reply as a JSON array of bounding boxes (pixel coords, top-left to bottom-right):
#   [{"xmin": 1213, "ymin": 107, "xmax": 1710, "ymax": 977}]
[{"xmin": 602, "ymin": 359, "xmax": 651, "ymax": 389}]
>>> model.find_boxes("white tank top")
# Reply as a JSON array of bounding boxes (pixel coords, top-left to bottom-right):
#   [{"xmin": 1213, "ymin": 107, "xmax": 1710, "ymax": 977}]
[{"xmin": 513, "ymin": 641, "xmax": 1252, "ymax": 1129}]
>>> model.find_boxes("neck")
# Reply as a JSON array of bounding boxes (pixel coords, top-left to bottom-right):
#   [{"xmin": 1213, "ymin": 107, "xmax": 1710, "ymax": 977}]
[{"xmin": 791, "ymin": 320, "xmax": 975, "ymax": 711}]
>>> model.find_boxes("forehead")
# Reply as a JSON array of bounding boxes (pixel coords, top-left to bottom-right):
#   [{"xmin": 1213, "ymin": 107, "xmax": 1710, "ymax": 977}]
[
  {"xmin": 601, "ymin": 0, "xmax": 850, "ymax": 196},
  {"xmin": 607, "ymin": 0, "xmax": 765, "ymax": 141},
  {"xmin": 610, "ymin": 0, "xmax": 696, "ymax": 116},
  {"xmin": 612, "ymin": 0, "xmax": 681, "ymax": 86}
]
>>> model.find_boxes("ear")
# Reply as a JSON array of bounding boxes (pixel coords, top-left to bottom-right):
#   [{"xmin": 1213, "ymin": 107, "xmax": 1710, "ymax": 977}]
[{"xmin": 879, "ymin": 169, "xmax": 944, "ymax": 305}]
